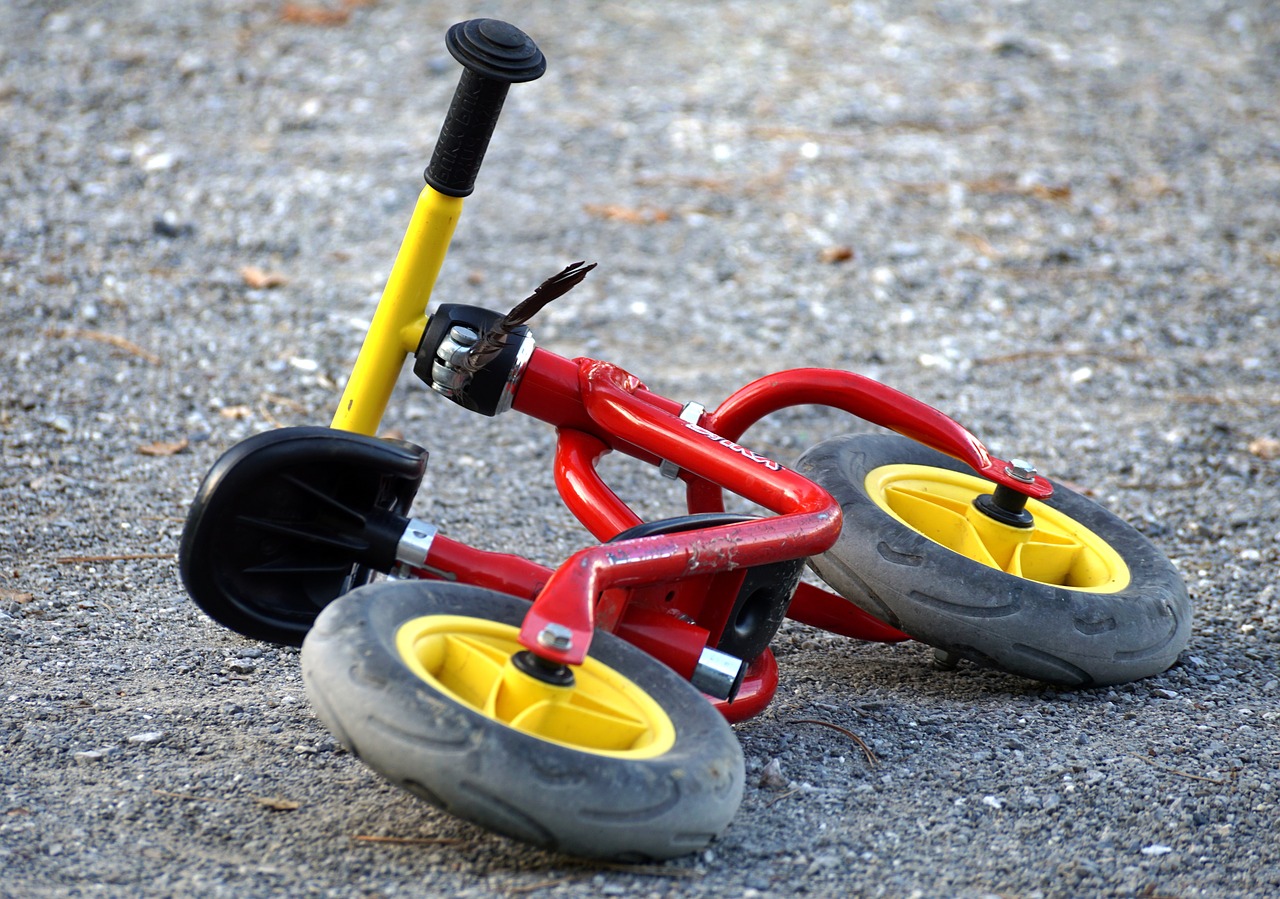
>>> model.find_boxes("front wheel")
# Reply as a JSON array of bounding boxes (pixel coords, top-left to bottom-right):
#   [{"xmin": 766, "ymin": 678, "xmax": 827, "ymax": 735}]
[
  {"xmin": 796, "ymin": 434, "xmax": 1190, "ymax": 686},
  {"xmin": 300, "ymin": 581, "xmax": 744, "ymax": 860}
]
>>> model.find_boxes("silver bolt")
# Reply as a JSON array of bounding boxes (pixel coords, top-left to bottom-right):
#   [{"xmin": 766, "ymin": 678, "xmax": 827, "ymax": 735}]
[
  {"xmin": 448, "ymin": 325, "xmax": 478, "ymax": 347},
  {"xmin": 536, "ymin": 623, "xmax": 574, "ymax": 652},
  {"xmin": 1005, "ymin": 459, "xmax": 1037, "ymax": 482}
]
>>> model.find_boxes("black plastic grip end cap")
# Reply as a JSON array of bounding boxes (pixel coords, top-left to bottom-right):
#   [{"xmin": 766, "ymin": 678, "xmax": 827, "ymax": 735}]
[
  {"xmin": 425, "ymin": 20, "xmax": 545, "ymax": 198},
  {"xmin": 445, "ymin": 19, "xmax": 546, "ymax": 84}
]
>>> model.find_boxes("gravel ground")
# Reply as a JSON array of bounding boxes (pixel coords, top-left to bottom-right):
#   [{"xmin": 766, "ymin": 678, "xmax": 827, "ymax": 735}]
[{"xmin": 3, "ymin": 1, "xmax": 1279, "ymax": 896}]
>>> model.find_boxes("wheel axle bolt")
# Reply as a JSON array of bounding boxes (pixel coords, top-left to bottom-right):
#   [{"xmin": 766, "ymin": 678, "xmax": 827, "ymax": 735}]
[
  {"xmin": 536, "ymin": 623, "xmax": 574, "ymax": 652},
  {"xmin": 1005, "ymin": 459, "xmax": 1037, "ymax": 483}
]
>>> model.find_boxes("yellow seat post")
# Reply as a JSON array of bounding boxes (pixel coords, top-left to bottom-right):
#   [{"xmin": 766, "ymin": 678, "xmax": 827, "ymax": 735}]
[{"xmin": 330, "ymin": 187, "xmax": 462, "ymax": 435}]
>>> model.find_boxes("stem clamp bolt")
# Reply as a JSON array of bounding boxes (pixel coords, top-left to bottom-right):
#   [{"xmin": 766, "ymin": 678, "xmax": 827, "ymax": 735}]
[
  {"xmin": 448, "ymin": 325, "xmax": 478, "ymax": 348},
  {"xmin": 536, "ymin": 623, "xmax": 574, "ymax": 652}
]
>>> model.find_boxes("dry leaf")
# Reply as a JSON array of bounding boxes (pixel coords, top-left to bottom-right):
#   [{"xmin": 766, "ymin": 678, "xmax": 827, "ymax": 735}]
[
  {"xmin": 819, "ymin": 245, "xmax": 855, "ymax": 264},
  {"xmin": 240, "ymin": 266, "xmax": 289, "ymax": 289},
  {"xmin": 350, "ymin": 834, "xmax": 465, "ymax": 846},
  {"xmin": 152, "ymin": 789, "xmax": 220, "ymax": 802},
  {"xmin": 1029, "ymin": 184, "xmax": 1072, "ymax": 202},
  {"xmin": 256, "ymin": 796, "xmax": 301, "ymax": 811},
  {"xmin": 1248, "ymin": 437, "xmax": 1280, "ymax": 461},
  {"xmin": 583, "ymin": 203, "xmax": 671, "ymax": 224},
  {"xmin": 957, "ymin": 231, "xmax": 999, "ymax": 258},
  {"xmin": 0, "ymin": 589, "xmax": 34, "ymax": 604},
  {"xmin": 1130, "ymin": 174, "xmax": 1177, "ymax": 198},
  {"xmin": 138, "ymin": 438, "xmax": 190, "ymax": 457},
  {"xmin": 45, "ymin": 327, "xmax": 161, "ymax": 365},
  {"xmin": 965, "ymin": 177, "xmax": 1071, "ymax": 202},
  {"xmin": 57, "ymin": 553, "xmax": 176, "ymax": 565},
  {"xmin": 279, "ymin": 3, "xmax": 350, "ymax": 26}
]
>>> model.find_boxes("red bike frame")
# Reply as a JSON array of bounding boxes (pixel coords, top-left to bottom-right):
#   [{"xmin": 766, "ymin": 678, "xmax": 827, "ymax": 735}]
[{"xmin": 403, "ymin": 344, "xmax": 1053, "ymax": 722}]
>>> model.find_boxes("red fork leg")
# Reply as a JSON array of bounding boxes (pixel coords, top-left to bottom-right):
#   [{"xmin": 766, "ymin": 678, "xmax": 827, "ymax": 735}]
[{"xmin": 688, "ymin": 368, "xmax": 1053, "ymax": 513}]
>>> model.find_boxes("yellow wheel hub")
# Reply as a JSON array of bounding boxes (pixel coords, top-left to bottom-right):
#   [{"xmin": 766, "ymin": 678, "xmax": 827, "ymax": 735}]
[
  {"xmin": 396, "ymin": 615, "xmax": 676, "ymax": 758},
  {"xmin": 865, "ymin": 464, "xmax": 1130, "ymax": 593}
]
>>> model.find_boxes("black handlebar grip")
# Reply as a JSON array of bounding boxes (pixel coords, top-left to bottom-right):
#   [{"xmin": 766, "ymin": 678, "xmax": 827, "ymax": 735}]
[{"xmin": 424, "ymin": 19, "xmax": 546, "ymax": 198}]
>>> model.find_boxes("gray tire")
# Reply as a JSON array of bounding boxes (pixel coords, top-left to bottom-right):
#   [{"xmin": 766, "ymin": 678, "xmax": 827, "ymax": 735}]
[
  {"xmin": 300, "ymin": 580, "xmax": 744, "ymax": 860},
  {"xmin": 796, "ymin": 434, "xmax": 1190, "ymax": 686}
]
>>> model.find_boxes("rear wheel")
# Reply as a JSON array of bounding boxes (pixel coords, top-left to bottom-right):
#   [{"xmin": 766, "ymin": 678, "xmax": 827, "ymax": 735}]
[
  {"xmin": 796, "ymin": 434, "xmax": 1189, "ymax": 686},
  {"xmin": 301, "ymin": 580, "xmax": 744, "ymax": 860}
]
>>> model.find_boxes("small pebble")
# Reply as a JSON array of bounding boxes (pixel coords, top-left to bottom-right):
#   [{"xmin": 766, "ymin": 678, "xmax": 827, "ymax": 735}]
[{"xmin": 759, "ymin": 758, "xmax": 788, "ymax": 789}]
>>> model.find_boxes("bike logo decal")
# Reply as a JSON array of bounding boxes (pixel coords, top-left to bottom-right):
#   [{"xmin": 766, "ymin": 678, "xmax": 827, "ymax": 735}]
[{"xmin": 684, "ymin": 423, "xmax": 783, "ymax": 471}]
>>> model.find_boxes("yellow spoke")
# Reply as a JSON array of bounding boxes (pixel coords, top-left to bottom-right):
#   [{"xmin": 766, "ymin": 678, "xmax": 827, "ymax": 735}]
[
  {"xmin": 1013, "ymin": 541, "xmax": 1081, "ymax": 584},
  {"xmin": 509, "ymin": 700, "xmax": 650, "ymax": 752},
  {"xmin": 885, "ymin": 486, "xmax": 993, "ymax": 563},
  {"xmin": 435, "ymin": 635, "xmax": 507, "ymax": 709}
]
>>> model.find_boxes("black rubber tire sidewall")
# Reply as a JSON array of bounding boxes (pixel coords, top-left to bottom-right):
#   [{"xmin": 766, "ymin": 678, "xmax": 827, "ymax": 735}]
[
  {"xmin": 796, "ymin": 434, "xmax": 1190, "ymax": 686},
  {"xmin": 300, "ymin": 580, "xmax": 745, "ymax": 861}
]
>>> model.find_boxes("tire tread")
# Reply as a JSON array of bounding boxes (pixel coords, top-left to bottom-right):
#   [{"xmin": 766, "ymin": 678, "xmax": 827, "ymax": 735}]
[
  {"xmin": 301, "ymin": 581, "xmax": 744, "ymax": 860},
  {"xmin": 797, "ymin": 433, "xmax": 1191, "ymax": 686}
]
